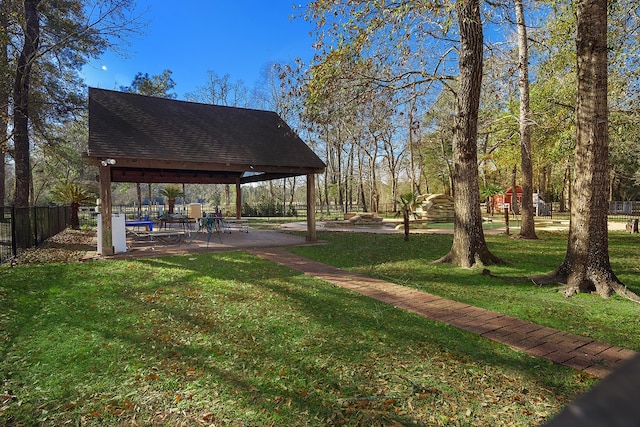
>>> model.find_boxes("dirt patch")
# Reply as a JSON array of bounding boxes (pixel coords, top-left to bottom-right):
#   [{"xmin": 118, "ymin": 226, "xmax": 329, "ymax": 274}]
[{"xmin": 11, "ymin": 229, "xmax": 96, "ymax": 265}]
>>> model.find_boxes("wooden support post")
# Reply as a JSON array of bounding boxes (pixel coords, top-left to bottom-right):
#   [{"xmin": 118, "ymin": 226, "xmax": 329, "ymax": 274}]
[
  {"xmin": 99, "ymin": 164, "xmax": 114, "ymax": 255},
  {"xmin": 235, "ymin": 178, "xmax": 242, "ymax": 219},
  {"xmin": 306, "ymin": 173, "xmax": 317, "ymax": 242}
]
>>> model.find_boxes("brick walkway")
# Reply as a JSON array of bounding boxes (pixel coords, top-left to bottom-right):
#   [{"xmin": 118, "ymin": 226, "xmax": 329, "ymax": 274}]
[{"xmin": 250, "ymin": 248, "xmax": 637, "ymax": 379}]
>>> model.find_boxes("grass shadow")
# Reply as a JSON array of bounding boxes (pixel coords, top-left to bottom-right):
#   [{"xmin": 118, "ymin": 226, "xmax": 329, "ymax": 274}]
[{"xmin": 0, "ymin": 245, "xmax": 602, "ymax": 425}]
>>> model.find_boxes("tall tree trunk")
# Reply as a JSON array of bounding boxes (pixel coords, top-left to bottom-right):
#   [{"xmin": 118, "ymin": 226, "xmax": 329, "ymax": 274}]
[
  {"xmin": 540, "ymin": 165, "xmax": 548, "ymax": 199},
  {"xmin": 147, "ymin": 183, "xmax": 152, "ymax": 214},
  {"xmin": 480, "ymin": 133, "xmax": 489, "ymax": 189},
  {"xmin": 348, "ymin": 145, "xmax": 353, "ymax": 212},
  {"xmin": 511, "ymin": 165, "xmax": 519, "ymax": 214},
  {"xmin": 437, "ymin": 0, "xmax": 500, "ymax": 268},
  {"xmin": 136, "ymin": 183, "xmax": 142, "ymax": 218},
  {"xmin": 418, "ymin": 147, "xmax": 429, "ymax": 194},
  {"xmin": 440, "ymin": 136, "xmax": 454, "ymax": 196},
  {"xmin": 561, "ymin": 159, "xmax": 571, "ymax": 212},
  {"xmin": 336, "ymin": 137, "xmax": 344, "ymax": 212},
  {"xmin": 359, "ymin": 181, "xmax": 368, "ymax": 212},
  {"xmin": 13, "ymin": 0, "xmax": 41, "ymax": 208},
  {"xmin": 287, "ymin": 177, "xmax": 296, "ymax": 215},
  {"xmin": 386, "ymin": 145, "xmax": 399, "ymax": 212},
  {"xmin": 0, "ymin": 153, "xmax": 5, "ymax": 205},
  {"xmin": 408, "ymin": 93, "xmax": 419, "ymax": 194},
  {"xmin": 403, "ymin": 208, "xmax": 410, "ymax": 242},
  {"xmin": 368, "ymin": 145, "xmax": 380, "ymax": 213},
  {"xmin": 516, "ymin": 0, "xmax": 537, "ymax": 239},
  {"xmin": 0, "ymin": 7, "xmax": 8, "ymax": 205},
  {"xmin": 538, "ymin": 0, "xmax": 639, "ymax": 302},
  {"xmin": 317, "ymin": 176, "xmax": 326, "ymax": 214},
  {"xmin": 357, "ymin": 149, "xmax": 368, "ymax": 212},
  {"xmin": 608, "ymin": 168, "xmax": 615, "ymax": 201},
  {"xmin": 323, "ymin": 124, "xmax": 330, "ymax": 214},
  {"xmin": 224, "ymin": 184, "xmax": 231, "ymax": 210},
  {"xmin": 70, "ymin": 202, "xmax": 80, "ymax": 230}
]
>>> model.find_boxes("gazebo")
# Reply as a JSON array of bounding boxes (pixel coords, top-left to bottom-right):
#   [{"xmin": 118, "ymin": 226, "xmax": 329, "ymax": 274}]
[{"xmin": 86, "ymin": 87, "xmax": 325, "ymax": 254}]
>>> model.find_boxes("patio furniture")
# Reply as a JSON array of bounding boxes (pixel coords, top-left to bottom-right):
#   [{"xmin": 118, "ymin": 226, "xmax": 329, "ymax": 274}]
[
  {"xmin": 189, "ymin": 215, "xmax": 223, "ymax": 247},
  {"xmin": 159, "ymin": 214, "xmax": 193, "ymax": 231},
  {"xmin": 222, "ymin": 218, "xmax": 249, "ymax": 233},
  {"xmin": 125, "ymin": 220, "xmax": 154, "ymax": 232}
]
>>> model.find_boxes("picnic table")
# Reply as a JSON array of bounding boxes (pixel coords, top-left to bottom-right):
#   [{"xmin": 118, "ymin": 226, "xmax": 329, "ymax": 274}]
[
  {"xmin": 127, "ymin": 229, "xmax": 188, "ymax": 244},
  {"xmin": 158, "ymin": 214, "xmax": 194, "ymax": 231},
  {"xmin": 222, "ymin": 218, "xmax": 249, "ymax": 233},
  {"xmin": 125, "ymin": 220, "xmax": 154, "ymax": 232}
]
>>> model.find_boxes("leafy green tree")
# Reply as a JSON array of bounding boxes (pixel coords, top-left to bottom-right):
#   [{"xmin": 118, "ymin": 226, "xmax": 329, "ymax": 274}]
[
  {"xmin": 50, "ymin": 182, "xmax": 95, "ymax": 229},
  {"xmin": 606, "ymin": 0, "xmax": 640, "ymax": 200},
  {"xmin": 120, "ymin": 69, "xmax": 177, "ymax": 99},
  {"xmin": 609, "ymin": 111, "xmax": 640, "ymax": 199},
  {"xmin": 420, "ymin": 90, "xmax": 456, "ymax": 195},
  {"xmin": 12, "ymin": 0, "xmax": 41, "ymax": 208},
  {"xmin": 305, "ymin": 0, "xmax": 499, "ymax": 267},
  {"xmin": 0, "ymin": 1, "xmax": 10, "ymax": 205},
  {"xmin": 436, "ymin": 0, "xmax": 501, "ymax": 267},
  {"xmin": 514, "ymin": 0, "xmax": 537, "ymax": 240},
  {"xmin": 530, "ymin": 0, "xmax": 640, "ymax": 207},
  {"xmin": 6, "ymin": 0, "xmax": 140, "ymax": 207},
  {"xmin": 537, "ymin": 0, "xmax": 640, "ymax": 302}
]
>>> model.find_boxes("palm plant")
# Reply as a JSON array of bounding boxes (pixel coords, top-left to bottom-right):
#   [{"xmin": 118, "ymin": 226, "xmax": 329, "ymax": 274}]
[
  {"xmin": 50, "ymin": 183, "xmax": 95, "ymax": 229},
  {"xmin": 160, "ymin": 185, "xmax": 184, "ymax": 214}
]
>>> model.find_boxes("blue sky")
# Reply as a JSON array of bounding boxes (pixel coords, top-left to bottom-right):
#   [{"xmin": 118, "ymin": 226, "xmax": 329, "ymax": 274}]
[{"xmin": 81, "ymin": 1, "xmax": 315, "ymax": 99}]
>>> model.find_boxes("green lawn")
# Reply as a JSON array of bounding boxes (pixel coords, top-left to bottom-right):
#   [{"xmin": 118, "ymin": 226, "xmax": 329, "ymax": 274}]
[
  {"xmin": 2, "ymin": 230, "xmax": 636, "ymax": 425},
  {"xmin": 291, "ymin": 230, "xmax": 640, "ymax": 352}
]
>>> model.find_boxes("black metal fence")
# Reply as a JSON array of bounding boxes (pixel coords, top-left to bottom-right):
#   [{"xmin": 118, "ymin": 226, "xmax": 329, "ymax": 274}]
[
  {"xmin": 77, "ymin": 201, "xmax": 640, "ymax": 223},
  {"xmin": 4, "ymin": 200, "xmax": 638, "ymax": 264},
  {"xmin": 0, "ymin": 206, "xmax": 71, "ymax": 264}
]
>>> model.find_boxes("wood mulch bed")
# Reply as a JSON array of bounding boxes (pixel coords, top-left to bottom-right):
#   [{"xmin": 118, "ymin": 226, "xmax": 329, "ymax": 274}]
[{"xmin": 11, "ymin": 229, "xmax": 96, "ymax": 265}]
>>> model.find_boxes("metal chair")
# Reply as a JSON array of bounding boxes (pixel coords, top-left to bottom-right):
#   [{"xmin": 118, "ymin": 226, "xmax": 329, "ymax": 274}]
[{"xmin": 190, "ymin": 215, "xmax": 222, "ymax": 247}]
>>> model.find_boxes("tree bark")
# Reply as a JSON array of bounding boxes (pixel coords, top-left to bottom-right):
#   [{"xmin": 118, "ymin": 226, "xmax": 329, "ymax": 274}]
[
  {"xmin": 407, "ymin": 91, "xmax": 420, "ymax": 195},
  {"xmin": 136, "ymin": 183, "xmax": 142, "ymax": 218},
  {"xmin": 13, "ymin": 0, "xmax": 41, "ymax": 208},
  {"xmin": 515, "ymin": 0, "xmax": 537, "ymax": 239},
  {"xmin": 288, "ymin": 176, "xmax": 297, "ymax": 215},
  {"xmin": 440, "ymin": 136, "xmax": 454, "ymax": 196},
  {"xmin": 70, "ymin": 201, "xmax": 80, "ymax": 230},
  {"xmin": 511, "ymin": 165, "xmax": 519, "ymax": 214},
  {"xmin": 537, "ymin": 0, "xmax": 639, "ymax": 302},
  {"xmin": 437, "ymin": 0, "xmax": 501, "ymax": 268},
  {"xmin": 0, "ymin": 7, "xmax": 8, "ymax": 205},
  {"xmin": 358, "ymin": 149, "xmax": 368, "ymax": 212},
  {"xmin": 403, "ymin": 209, "xmax": 409, "ymax": 242},
  {"xmin": 562, "ymin": 159, "xmax": 571, "ymax": 212}
]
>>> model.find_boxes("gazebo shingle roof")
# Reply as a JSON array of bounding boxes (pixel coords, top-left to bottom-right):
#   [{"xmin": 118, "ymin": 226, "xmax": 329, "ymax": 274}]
[{"xmin": 87, "ymin": 87, "xmax": 325, "ymax": 184}]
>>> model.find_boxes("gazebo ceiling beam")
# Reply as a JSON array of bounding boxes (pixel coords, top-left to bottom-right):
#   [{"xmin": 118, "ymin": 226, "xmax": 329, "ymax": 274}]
[
  {"xmin": 109, "ymin": 168, "xmax": 243, "ymax": 184},
  {"xmin": 86, "ymin": 156, "xmax": 323, "ymax": 178},
  {"xmin": 106, "ymin": 168, "xmax": 322, "ymax": 184},
  {"xmin": 240, "ymin": 172, "xmax": 308, "ymax": 184}
]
